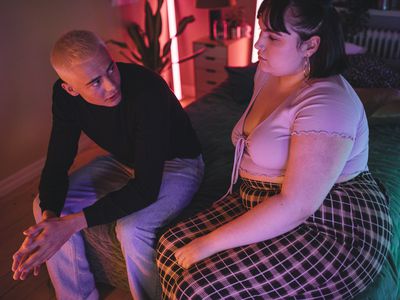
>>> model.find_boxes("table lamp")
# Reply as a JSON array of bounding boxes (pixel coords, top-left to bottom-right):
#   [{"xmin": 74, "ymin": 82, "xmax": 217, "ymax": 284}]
[{"xmin": 196, "ymin": 0, "xmax": 235, "ymax": 40}]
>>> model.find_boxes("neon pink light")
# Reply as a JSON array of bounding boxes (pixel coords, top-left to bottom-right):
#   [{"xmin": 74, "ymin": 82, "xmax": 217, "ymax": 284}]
[
  {"xmin": 166, "ymin": 0, "xmax": 182, "ymax": 100},
  {"xmin": 252, "ymin": 0, "xmax": 264, "ymax": 63}
]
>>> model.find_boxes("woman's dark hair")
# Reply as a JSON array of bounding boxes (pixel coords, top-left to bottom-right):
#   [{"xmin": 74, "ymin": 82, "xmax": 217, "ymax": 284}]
[{"xmin": 257, "ymin": 0, "xmax": 347, "ymax": 78}]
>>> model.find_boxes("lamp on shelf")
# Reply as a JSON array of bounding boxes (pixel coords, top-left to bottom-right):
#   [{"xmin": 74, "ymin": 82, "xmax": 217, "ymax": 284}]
[{"xmin": 196, "ymin": 0, "xmax": 236, "ymax": 40}]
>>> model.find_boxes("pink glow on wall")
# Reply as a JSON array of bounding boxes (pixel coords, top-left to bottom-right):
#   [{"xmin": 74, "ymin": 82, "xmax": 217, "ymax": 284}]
[
  {"xmin": 166, "ymin": 0, "xmax": 182, "ymax": 100},
  {"xmin": 252, "ymin": 0, "xmax": 263, "ymax": 63}
]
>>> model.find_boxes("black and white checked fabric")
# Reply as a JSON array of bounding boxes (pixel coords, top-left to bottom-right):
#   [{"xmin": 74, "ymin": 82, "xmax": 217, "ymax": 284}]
[{"xmin": 156, "ymin": 172, "xmax": 392, "ymax": 299}]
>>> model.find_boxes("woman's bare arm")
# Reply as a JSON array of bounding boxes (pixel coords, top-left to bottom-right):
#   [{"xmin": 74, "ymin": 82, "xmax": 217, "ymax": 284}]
[{"xmin": 175, "ymin": 133, "xmax": 353, "ymax": 268}]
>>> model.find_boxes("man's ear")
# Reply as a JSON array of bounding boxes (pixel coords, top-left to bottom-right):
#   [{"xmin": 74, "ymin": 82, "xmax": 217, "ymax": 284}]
[
  {"xmin": 302, "ymin": 35, "xmax": 321, "ymax": 57},
  {"xmin": 61, "ymin": 82, "xmax": 79, "ymax": 96}
]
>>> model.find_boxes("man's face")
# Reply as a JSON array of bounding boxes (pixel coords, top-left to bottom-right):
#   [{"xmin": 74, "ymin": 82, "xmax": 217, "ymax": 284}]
[{"xmin": 59, "ymin": 47, "xmax": 122, "ymax": 107}]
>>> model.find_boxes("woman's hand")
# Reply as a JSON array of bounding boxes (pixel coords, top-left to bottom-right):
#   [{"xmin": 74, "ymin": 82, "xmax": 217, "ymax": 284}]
[
  {"xmin": 174, "ymin": 235, "xmax": 217, "ymax": 269},
  {"xmin": 11, "ymin": 212, "xmax": 86, "ymax": 280}
]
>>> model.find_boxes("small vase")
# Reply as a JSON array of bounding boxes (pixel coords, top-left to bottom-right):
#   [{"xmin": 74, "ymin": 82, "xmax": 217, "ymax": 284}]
[
  {"xmin": 240, "ymin": 23, "xmax": 252, "ymax": 38},
  {"xmin": 213, "ymin": 19, "xmax": 228, "ymax": 40}
]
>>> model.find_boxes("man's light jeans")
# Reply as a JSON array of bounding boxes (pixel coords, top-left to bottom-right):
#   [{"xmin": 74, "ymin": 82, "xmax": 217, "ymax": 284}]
[{"xmin": 33, "ymin": 154, "xmax": 204, "ymax": 300}]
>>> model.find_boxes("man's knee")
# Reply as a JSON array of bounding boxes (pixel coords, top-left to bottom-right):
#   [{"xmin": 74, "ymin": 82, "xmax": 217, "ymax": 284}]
[{"xmin": 115, "ymin": 216, "xmax": 157, "ymax": 248}]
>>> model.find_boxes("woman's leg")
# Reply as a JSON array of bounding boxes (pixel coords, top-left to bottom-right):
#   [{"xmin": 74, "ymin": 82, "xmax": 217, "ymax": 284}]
[
  {"xmin": 156, "ymin": 172, "xmax": 392, "ymax": 300},
  {"xmin": 157, "ymin": 193, "xmax": 246, "ymax": 299}
]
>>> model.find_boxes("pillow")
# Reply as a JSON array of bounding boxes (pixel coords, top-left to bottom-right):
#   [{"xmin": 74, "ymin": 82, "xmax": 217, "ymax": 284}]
[
  {"xmin": 355, "ymin": 88, "xmax": 400, "ymax": 117},
  {"xmin": 355, "ymin": 88, "xmax": 400, "ymax": 127},
  {"xmin": 373, "ymin": 101, "xmax": 400, "ymax": 119},
  {"xmin": 219, "ymin": 62, "xmax": 258, "ymax": 104},
  {"xmin": 369, "ymin": 103, "xmax": 400, "ymax": 126},
  {"xmin": 343, "ymin": 54, "xmax": 400, "ymax": 89},
  {"xmin": 345, "ymin": 42, "xmax": 367, "ymax": 55}
]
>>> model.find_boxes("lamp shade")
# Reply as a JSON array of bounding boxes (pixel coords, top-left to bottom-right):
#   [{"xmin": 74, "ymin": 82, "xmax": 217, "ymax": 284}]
[{"xmin": 195, "ymin": 0, "xmax": 231, "ymax": 9}]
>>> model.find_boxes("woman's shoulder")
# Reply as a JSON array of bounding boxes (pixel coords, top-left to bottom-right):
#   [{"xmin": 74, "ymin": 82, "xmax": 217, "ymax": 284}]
[
  {"xmin": 303, "ymin": 75, "xmax": 350, "ymax": 94},
  {"xmin": 295, "ymin": 75, "xmax": 361, "ymax": 106},
  {"xmin": 290, "ymin": 75, "xmax": 366, "ymax": 138}
]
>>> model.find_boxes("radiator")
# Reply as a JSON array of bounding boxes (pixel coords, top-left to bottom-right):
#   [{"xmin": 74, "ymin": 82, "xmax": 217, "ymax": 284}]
[{"xmin": 349, "ymin": 28, "xmax": 400, "ymax": 61}]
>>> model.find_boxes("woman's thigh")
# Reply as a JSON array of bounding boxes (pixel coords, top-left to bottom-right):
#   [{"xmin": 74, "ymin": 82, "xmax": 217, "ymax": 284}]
[
  {"xmin": 157, "ymin": 194, "xmax": 245, "ymax": 299},
  {"xmin": 157, "ymin": 172, "xmax": 391, "ymax": 299}
]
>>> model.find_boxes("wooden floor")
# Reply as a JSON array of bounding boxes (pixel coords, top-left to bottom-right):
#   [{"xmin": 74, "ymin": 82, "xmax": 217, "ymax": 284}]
[
  {"xmin": 0, "ymin": 97, "xmax": 195, "ymax": 300},
  {"xmin": 0, "ymin": 143, "xmax": 132, "ymax": 300}
]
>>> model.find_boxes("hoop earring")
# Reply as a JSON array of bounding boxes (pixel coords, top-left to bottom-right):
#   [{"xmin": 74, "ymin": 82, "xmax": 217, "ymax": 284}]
[{"xmin": 303, "ymin": 56, "xmax": 311, "ymax": 79}]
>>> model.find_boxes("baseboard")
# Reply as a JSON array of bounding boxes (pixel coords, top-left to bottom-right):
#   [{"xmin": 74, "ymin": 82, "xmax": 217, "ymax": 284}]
[
  {"xmin": 0, "ymin": 157, "xmax": 46, "ymax": 198},
  {"xmin": 0, "ymin": 135, "xmax": 93, "ymax": 198}
]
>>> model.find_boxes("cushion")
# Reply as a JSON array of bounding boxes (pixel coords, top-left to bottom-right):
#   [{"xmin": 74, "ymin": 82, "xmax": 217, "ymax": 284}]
[
  {"xmin": 343, "ymin": 54, "xmax": 400, "ymax": 89},
  {"xmin": 83, "ymin": 224, "xmax": 129, "ymax": 290},
  {"xmin": 373, "ymin": 101, "xmax": 400, "ymax": 119},
  {"xmin": 345, "ymin": 42, "xmax": 367, "ymax": 55},
  {"xmin": 217, "ymin": 62, "xmax": 258, "ymax": 104},
  {"xmin": 355, "ymin": 88, "xmax": 400, "ymax": 118}
]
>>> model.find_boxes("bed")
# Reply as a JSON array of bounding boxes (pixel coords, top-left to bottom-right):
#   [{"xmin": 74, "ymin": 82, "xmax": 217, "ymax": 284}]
[{"xmin": 82, "ymin": 55, "xmax": 400, "ymax": 299}]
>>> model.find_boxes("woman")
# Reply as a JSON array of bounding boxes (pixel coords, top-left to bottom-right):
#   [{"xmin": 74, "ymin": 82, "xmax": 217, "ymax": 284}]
[{"xmin": 157, "ymin": 0, "xmax": 392, "ymax": 299}]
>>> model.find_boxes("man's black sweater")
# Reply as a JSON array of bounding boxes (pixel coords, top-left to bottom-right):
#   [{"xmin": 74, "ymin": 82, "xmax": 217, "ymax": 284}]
[{"xmin": 39, "ymin": 63, "xmax": 201, "ymax": 227}]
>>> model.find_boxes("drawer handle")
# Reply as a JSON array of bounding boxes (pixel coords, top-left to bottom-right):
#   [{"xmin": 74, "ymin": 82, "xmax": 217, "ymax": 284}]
[
  {"xmin": 205, "ymin": 69, "xmax": 216, "ymax": 73},
  {"xmin": 206, "ymin": 80, "xmax": 217, "ymax": 85},
  {"xmin": 205, "ymin": 56, "xmax": 216, "ymax": 61}
]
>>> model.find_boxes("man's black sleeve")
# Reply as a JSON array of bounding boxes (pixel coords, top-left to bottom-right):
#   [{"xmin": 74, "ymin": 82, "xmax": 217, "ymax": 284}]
[
  {"xmin": 83, "ymin": 85, "xmax": 171, "ymax": 227},
  {"xmin": 38, "ymin": 83, "xmax": 81, "ymax": 216}
]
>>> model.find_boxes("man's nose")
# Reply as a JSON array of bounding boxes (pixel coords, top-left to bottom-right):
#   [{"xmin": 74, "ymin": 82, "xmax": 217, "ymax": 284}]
[{"xmin": 103, "ymin": 77, "xmax": 116, "ymax": 92}]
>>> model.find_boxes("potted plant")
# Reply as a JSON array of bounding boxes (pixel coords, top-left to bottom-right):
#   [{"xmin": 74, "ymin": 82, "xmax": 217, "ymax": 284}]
[{"xmin": 108, "ymin": 0, "xmax": 204, "ymax": 74}]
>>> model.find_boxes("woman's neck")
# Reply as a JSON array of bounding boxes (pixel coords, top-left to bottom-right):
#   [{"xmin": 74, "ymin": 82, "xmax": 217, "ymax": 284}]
[{"xmin": 271, "ymin": 71, "xmax": 306, "ymax": 92}]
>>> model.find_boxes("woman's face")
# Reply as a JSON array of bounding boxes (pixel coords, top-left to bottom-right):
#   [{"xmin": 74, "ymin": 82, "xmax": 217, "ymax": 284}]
[{"xmin": 254, "ymin": 13, "xmax": 306, "ymax": 77}]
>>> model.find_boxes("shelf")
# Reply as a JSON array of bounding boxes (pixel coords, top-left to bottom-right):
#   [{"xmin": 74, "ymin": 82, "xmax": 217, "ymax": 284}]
[{"xmin": 369, "ymin": 9, "xmax": 400, "ymax": 18}]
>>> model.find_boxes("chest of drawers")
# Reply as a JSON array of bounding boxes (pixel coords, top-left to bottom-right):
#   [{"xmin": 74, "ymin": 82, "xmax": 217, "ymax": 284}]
[{"xmin": 193, "ymin": 37, "xmax": 251, "ymax": 98}]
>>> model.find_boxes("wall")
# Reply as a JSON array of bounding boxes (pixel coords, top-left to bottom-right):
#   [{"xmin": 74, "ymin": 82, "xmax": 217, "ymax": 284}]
[
  {"xmin": 0, "ymin": 0, "xmax": 257, "ymax": 193},
  {"xmin": 0, "ymin": 0, "xmax": 124, "ymax": 184},
  {"xmin": 369, "ymin": 9, "xmax": 400, "ymax": 30}
]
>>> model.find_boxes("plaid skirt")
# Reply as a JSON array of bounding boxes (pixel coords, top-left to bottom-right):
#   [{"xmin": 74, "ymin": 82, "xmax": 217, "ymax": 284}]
[{"xmin": 156, "ymin": 172, "xmax": 392, "ymax": 299}]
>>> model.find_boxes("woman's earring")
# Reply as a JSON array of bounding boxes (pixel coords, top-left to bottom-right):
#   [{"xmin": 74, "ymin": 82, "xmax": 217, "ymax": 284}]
[{"xmin": 303, "ymin": 56, "xmax": 311, "ymax": 79}]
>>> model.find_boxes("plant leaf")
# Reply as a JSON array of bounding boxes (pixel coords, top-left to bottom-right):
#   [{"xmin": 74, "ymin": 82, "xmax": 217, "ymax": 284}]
[
  {"xmin": 175, "ymin": 16, "xmax": 195, "ymax": 37},
  {"xmin": 119, "ymin": 51, "xmax": 136, "ymax": 63},
  {"xmin": 144, "ymin": 0, "xmax": 162, "ymax": 71},
  {"xmin": 157, "ymin": 0, "xmax": 163, "ymax": 11},
  {"xmin": 128, "ymin": 23, "xmax": 154, "ymax": 68},
  {"xmin": 176, "ymin": 47, "xmax": 206, "ymax": 64},
  {"xmin": 145, "ymin": 1, "xmax": 155, "ymax": 43},
  {"xmin": 162, "ymin": 39, "xmax": 172, "ymax": 58},
  {"xmin": 159, "ymin": 57, "xmax": 171, "ymax": 73},
  {"xmin": 151, "ymin": 3, "xmax": 162, "ymax": 70},
  {"xmin": 153, "ymin": 39, "xmax": 161, "ymax": 71},
  {"xmin": 106, "ymin": 39, "xmax": 128, "ymax": 49},
  {"xmin": 154, "ymin": 0, "xmax": 162, "ymax": 38},
  {"xmin": 130, "ymin": 51, "xmax": 141, "ymax": 62},
  {"xmin": 127, "ymin": 23, "xmax": 147, "ymax": 57}
]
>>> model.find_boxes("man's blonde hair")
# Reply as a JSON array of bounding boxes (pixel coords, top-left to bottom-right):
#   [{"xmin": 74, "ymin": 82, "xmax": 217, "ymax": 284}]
[{"xmin": 50, "ymin": 30, "xmax": 106, "ymax": 71}]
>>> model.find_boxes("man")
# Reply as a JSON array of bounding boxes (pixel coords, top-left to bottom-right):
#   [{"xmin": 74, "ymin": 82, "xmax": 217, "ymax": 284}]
[{"xmin": 11, "ymin": 30, "xmax": 204, "ymax": 300}]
